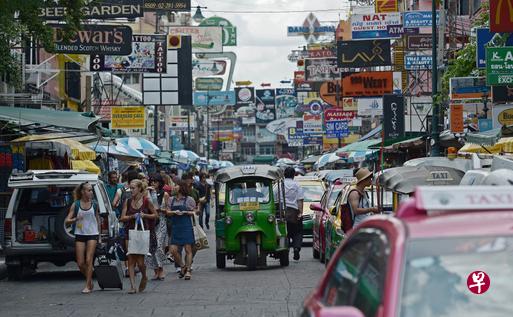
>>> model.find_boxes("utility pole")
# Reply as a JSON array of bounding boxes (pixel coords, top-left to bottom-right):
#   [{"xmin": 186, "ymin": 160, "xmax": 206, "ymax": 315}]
[{"xmin": 430, "ymin": 0, "xmax": 440, "ymax": 156}]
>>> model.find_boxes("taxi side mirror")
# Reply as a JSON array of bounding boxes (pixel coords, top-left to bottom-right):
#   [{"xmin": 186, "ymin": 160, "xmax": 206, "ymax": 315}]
[{"xmin": 310, "ymin": 202, "xmax": 322, "ymax": 212}]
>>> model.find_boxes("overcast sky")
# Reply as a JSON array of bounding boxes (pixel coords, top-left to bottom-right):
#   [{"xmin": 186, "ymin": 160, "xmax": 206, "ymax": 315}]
[{"xmin": 193, "ymin": 0, "xmax": 350, "ymax": 88}]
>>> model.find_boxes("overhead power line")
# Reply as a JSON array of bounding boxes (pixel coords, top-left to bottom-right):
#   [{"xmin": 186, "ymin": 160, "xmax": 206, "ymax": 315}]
[{"xmin": 203, "ymin": 8, "xmax": 349, "ymax": 14}]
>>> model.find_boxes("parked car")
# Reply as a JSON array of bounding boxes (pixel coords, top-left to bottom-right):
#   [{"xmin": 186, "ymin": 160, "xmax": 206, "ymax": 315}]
[
  {"xmin": 295, "ymin": 176, "xmax": 325, "ymax": 239},
  {"xmin": 311, "ymin": 182, "xmax": 352, "ymax": 263},
  {"xmin": 302, "ymin": 185, "xmax": 513, "ymax": 317},
  {"xmin": 2, "ymin": 170, "xmax": 119, "ymax": 280}
]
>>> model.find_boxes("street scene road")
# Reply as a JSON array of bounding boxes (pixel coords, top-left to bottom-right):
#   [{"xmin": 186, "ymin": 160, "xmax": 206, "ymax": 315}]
[{"xmin": 0, "ymin": 231, "xmax": 324, "ymax": 317}]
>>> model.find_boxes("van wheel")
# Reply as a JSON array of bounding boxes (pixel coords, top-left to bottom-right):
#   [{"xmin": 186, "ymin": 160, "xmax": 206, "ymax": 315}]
[
  {"xmin": 246, "ymin": 240, "xmax": 258, "ymax": 271},
  {"xmin": 55, "ymin": 208, "xmax": 75, "ymax": 247},
  {"xmin": 216, "ymin": 253, "xmax": 226, "ymax": 269},
  {"xmin": 279, "ymin": 250, "xmax": 289, "ymax": 267}
]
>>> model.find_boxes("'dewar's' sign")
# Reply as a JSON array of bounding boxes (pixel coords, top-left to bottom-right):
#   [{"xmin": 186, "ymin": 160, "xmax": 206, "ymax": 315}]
[{"xmin": 50, "ymin": 24, "xmax": 132, "ymax": 55}]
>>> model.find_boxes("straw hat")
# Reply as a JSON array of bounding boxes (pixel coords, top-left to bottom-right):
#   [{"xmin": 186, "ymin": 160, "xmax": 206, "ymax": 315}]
[{"xmin": 355, "ymin": 168, "xmax": 373, "ymax": 185}]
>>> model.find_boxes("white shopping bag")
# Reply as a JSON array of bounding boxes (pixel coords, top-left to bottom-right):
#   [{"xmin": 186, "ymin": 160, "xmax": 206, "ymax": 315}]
[
  {"xmin": 127, "ymin": 217, "xmax": 150, "ymax": 256},
  {"xmin": 192, "ymin": 216, "xmax": 209, "ymax": 251}
]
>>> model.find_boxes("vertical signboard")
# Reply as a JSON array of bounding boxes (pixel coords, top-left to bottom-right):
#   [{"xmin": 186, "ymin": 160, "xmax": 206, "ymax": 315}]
[
  {"xmin": 275, "ymin": 88, "xmax": 297, "ymax": 119},
  {"xmin": 490, "ymin": 0, "xmax": 513, "ymax": 32},
  {"xmin": 375, "ymin": 0, "xmax": 398, "ymax": 13},
  {"xmin": 255, "ymin": 89, "xmax": 276, "ymax": 124},
  {"xmin": 450, "ymin": 104, "xmax": 464, "ymax": 133},
  {"xmin": 383, "ymin": 95, "xmax": 405, "ymax": 140},
  {"xmin": 486, "ymin": 47, "xmax": 513, "ymax": 85}
]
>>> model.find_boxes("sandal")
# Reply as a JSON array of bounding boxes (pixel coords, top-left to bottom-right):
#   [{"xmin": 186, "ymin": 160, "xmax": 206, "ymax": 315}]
[
  {"xmin": 128, "ymin": 288, "xmax": 137, "ymax": 294},
  {"xmin": 184, "ymin": 269, "xmax": 192, "ymax": 281},
  {"xmin": 178, "ymin": 266, "xmax": 186, "ymax": 279},
  {"xmin": 139, "ymin": 276, "xmax": 148, "ymax": 292},
  {"xmin": 81, "ymin": 288, "xmax": 92, "ymax": 294}
]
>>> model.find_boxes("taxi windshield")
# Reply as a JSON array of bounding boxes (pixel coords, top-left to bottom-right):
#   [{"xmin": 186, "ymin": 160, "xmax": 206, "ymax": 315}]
[
  {"xmin": 228, "ymin": 181, "xmax": 270, "ymax": 204},
  {"xmin": 400, "ymin": 236, "xmax": 513, "ymax": 317},
  {"xmin": 301, "ymin": 185, "xmax": 324, "ymax": 202}
]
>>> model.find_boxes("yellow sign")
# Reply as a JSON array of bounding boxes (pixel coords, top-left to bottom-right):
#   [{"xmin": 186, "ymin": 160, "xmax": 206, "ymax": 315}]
[
  {"xmin": 111, "ymin": 107, "xmax": 146, "ymax": 129},
  {"xmin": 236, "ymin": 81, "xmax": 252, "ymax": 86},
  {"xmin": 239, "ymin": 202, "xmax": 260, "ymax": 211},
  {"xmin": 498, "ymin": 108, "xmax": 513, "ymax": 126}
]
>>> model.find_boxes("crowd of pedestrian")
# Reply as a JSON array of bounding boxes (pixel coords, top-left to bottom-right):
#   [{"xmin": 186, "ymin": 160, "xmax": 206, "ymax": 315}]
[{"xmin": 68, "ymin": 167, "xmax": 213, "ymax": 294}]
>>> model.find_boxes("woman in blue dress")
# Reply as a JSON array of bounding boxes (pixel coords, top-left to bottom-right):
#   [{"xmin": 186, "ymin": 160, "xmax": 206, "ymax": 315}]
[{"xmin": 166, "ymin": 181, "xmax": 197, "ymax": 280}]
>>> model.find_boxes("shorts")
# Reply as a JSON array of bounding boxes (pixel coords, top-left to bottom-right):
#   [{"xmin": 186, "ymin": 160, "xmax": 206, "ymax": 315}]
[{"xmin": 75, "ymin": 234, "xmax": 99, "ymax": 243}]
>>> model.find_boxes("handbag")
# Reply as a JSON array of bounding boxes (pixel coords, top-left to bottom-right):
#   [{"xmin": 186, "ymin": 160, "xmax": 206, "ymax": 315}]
[
  {"xmin": 127, "ymin": 216, "xmax": 150, "ymax": 256},
  {"xmin": 191, "ymin": 215, "xmax": 209, "ymax": 251}
]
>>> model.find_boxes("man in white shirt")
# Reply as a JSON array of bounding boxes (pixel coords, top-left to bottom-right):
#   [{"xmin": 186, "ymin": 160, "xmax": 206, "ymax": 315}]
[{"xmin": 283, "ymin": 167, "xmax": 304, "ymax": 261}]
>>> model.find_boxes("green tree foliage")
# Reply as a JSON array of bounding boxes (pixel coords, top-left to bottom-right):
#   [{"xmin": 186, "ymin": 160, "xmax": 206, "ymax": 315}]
[{"xmin": 0, "ymin": 0, "xmax": 85, "ymax": 88}]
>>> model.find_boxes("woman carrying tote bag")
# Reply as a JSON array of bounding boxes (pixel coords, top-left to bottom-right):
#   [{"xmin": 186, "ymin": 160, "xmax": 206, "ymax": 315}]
[{"xmin": 120, "ymin": 179, "xmax": 158, "ymax": 294}]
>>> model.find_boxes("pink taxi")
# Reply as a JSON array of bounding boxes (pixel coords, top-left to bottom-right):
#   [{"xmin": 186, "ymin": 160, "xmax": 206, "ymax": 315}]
[{"xmin": 302, "ymin": 186, "xmax": 513, "ymax": 317}]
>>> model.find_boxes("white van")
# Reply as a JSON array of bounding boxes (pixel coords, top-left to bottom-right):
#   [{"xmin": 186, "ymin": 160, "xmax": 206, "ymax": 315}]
[{"xmin": 2, "ymin": 170, "xmax": 119, "ymax": 280}]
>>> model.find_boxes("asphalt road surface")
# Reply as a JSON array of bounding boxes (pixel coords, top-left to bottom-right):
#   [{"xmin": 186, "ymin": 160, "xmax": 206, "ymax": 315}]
[{"xmin": 0, "ymin": 228, "xmax": 325, "ymax": 317}]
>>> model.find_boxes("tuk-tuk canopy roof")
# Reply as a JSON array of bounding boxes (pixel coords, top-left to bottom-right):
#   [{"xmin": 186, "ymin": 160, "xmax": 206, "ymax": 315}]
[{"xmin": 214, "ymin": 165, "xmax": 283, "ymax": 183}]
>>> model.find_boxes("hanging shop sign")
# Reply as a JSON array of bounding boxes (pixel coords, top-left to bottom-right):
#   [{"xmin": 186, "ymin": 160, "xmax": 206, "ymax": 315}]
[
  {"xmin": 493, "ymin": 104, "xmax": 513, "ymax": 128},
  {"xmin": 304, "ymin": 136, "xmax": 323, "ymax": 146},
  {"xmin": 294, "ymin": 71, "xmax": 306, "ymax": 86},
  {"xmin": 486, "ymin": 47, "xmax": 513, "ymax": 85},
  {"xmin": 143, "ymin": 35, "xmax": 192, "ymax": 106},
  {"xmin": 192, "ymin": 59, "xmax": 227, "ymax": 77},
  {"xmin": 303, "ymin": 114, "xmax": 323, "ymax": 135},
  {"xmin": 195, "ymin": 77, "xmax": 224, "ymax": 91},
  {"xmin": 305, "ymin": 59, "xmax": 339, "ymax": 82},
  {"xmin": 492, "ymin": 85, "xmax": 513, "ymax": 103},
  {"xmin": 407, "ymin": 35, "xmax": 433, "ymax": 50},
  {"xmin": 40, "ymin": 0, "xmax": 144, "ymax": 19},
  {"xmin": 90, "ymin": 34, "xmax": 166, "ymax": 73},
  {"xmin": 450, "ymin": 104, "xmax": 464, "ymax": 133},
  {"xmin": 393, "ymin": 72, "xmax": 403, "ymax": 94},
  {"xmin": 169, "ymin": 116, "xmax": 193, "ymax": 131},
  {"xmin": 404, "ymin": 55, "xmax": 433, "ymax": 70},
  {"xmin": 235, "ymin": 87, "xmax": 255, "ymax": 105},
  {"xmin": 256, "ymin": 89, "xmax": 276, "ymax": 124},
  {"xmin": 325, "ymin": 120, "xmax": 350, "ymax": 139},
  {"xmin": 49, "ymin": 24, "xmax": 132, "ymax": 55},
  {"xmin": 111, "ymin": 106, "xmax": 145, "ymax": 129},
  {"xmin": 490, "ymin": 0, "xmax": 513, "ymax": 32},
  {"xmin": 337, "ymin": 39, "xmax": 391, "ymax": 68},
  {"xmin": 402, "ymin": 11, "xmax": 440, "ymax": 28},
  {"xmin": 144, "ymin": 0, "xmax": 191, "ymax": 11},
  {"xmin": 168, "ymin": 26, "xmax": 222, "ymax": 53},
  {"xmin": 375, "ymin": 0, "xmax": 398, "ymax": 13},
  {"xmin": 476, "ymin": 28, "xmax": 513, "ymax": 68},
  {"xmin": 308, "ymin": 49, "xmax": 336, "ymax": 59},
  {"xmin": 193, "ymin": 91, "xmax": 236, "ymax": 106},
  {"xmin": 324, "ymin": 109, "xmax": 357, "ymax": 122},
  {"xmin": 275, "ymin": 88, "xmax": 297, "ymax": 119},
  {"xmin": 321, "ymin": 72, "xmax": 393, "ymax": 101},
  {"xmin": 356, "ymin": 98, "xmax": 383, "ymax": 116},
  {"xmin": 383, "ymin": 94, "xmax": 405, "ymax": 140},
  {"xmin": 350, "ymin": 13, "xmax": 402, "ymax": 40},
  {"xmin": 287, "ymin": 127, "xmax": 304, "ymax": 147},
  {"xmin": 449, "ymin": 77, "xmax": 490, "ymax": 100},
  {"xmin": 287, "ymin": 13, "xmax": 336, "ymax": 43},
  {"xmin": 199, "ymin": 16, "xmax": 237, "ymax": 46}
]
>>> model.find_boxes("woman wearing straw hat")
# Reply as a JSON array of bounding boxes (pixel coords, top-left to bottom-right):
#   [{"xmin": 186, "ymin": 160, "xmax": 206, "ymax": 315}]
[{"xmin": 348, "ymin": 168, "xmax": 379, "ymax": 228}]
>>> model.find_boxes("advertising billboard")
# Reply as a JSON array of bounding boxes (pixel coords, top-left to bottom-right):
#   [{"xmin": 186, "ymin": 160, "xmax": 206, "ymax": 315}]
[
  {"xmin": 255, "ymin": 89, "xmax": 276, "ymax": 124},
  {"xmin": 351, "ymin": 13, "xmax": 402, "ymax": 40},
  {"xmin": 168, "ymin": 26, "xmax": 223, "ymax": 53},
  {"xmin": 337, "ymin": 39, "xmax": 391, "ymax": 68}
]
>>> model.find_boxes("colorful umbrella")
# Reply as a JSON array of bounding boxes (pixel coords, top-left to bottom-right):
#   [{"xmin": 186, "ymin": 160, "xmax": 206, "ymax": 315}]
[
  {"xmin": 172, "ymin": 150, "xmax": 200, "ymax": 163},
  {"xmin": 89, "ymin": 142, "xmax": 145, "ymax": 159},
  {"xmin": 117, "ymin": 137, "xmax": 160, "ymax": 156},
  {"xmin": 316, "ymin": 153, "xmax": 343, "ymax": 169}
]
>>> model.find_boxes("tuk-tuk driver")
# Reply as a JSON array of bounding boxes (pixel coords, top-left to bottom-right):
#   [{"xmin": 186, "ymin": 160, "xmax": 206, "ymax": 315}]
[{"xmin": 283, "ymin": 167, "xmax": 304, "ymax": 261}]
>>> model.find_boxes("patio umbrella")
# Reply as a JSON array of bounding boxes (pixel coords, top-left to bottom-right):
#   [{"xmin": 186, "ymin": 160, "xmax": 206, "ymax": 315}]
[
  {"xmin": 116, "ymin": 137, "xmax": 160, "ymax": 156},
  {"xmin": 89, "ymin": 142, "xmax": 145, "ymax": 159},
  {"xmin": 172, "ymin": 150, "xmax": 200, "ymax": 163},
  {"xmin": 276, "ymin": 158, "xmax": 296, "ymax": 165},
  {"xmin": 219, "ymin": 161, "xmax": 234, "ymax": 168},
  {"xmin": 316, "ymin": 153, "xmax": 343, "ymax": 169}
]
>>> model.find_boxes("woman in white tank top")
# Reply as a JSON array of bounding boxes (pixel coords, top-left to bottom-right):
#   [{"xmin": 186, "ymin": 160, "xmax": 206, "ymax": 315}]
[{"xmin": 65, "ymin": 182, "xmax": 100, "ymax": 294}]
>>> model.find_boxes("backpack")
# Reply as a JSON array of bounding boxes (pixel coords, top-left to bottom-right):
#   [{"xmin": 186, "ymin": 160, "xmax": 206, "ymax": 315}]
[
  {"xmin": 340, "ymin": 189, "xmax": 362, "ymax": 233},
  {"xmin": 72, "ymin": 200, "xmax": 99, "ymax": 234}
]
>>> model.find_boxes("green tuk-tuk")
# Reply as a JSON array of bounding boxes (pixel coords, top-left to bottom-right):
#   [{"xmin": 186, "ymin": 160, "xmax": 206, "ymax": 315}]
[{"xmin": 214, "ymin": 165, "xmax": 289, "ymax": 270}]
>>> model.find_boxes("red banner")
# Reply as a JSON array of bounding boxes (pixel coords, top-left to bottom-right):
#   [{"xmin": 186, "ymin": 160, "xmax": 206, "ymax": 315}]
[
  {"xmin": 324, "ymin": 109, "xmax": 356, "ymax": 123},
  {"xmin": 490, "ymin": 0, "xmax": 513, "ymax": 32}
]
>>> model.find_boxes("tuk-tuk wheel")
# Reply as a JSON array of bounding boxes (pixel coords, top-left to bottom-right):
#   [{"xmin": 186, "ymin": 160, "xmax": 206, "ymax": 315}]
[
  {"xmin": 247, "ymin": 240, "xmax": 258, "ymax": 271},
  {"xmin": 279, "ymin": 250, "xmax": 289, "ymax": 267},
  {"xmin": 216, "ymin": 253, "xmax": 226, "ymax": 269}
]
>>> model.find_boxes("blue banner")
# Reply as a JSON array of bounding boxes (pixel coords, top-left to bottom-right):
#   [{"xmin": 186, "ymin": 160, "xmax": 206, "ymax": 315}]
[
  {"xmin": 476, "ymin": 28, "xmax": 513, "ymax": 68},
  {"xmin": 325, "ymin": 120, "xmax": 350, "ymax": 139},
  {"xmin": 405, "ymin": 55, "xmax": 433, "ymax": 70},
  {"xmin": 193, "ymin": 91, "xmax": 236, "ymax": 106},
  {"xmin": 403, "ymin": 11, "xmax": 439, "ymax": 28},
  {"xmin": 352, "ymin": 30, "xmax": 401, "ymax": 40}
]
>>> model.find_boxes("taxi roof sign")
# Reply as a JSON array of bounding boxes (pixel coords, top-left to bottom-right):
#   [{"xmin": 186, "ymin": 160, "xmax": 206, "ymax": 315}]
[
  {"xmin": 241, "ymin": 165, "xmax": 257, "ymax": 175},
  {"xmin": 416, "ymin": 186, "xmax": 513, "ymax": 212}
]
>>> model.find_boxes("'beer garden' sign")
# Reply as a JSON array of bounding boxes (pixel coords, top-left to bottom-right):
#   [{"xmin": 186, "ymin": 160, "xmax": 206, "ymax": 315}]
[{"xmin": 486, "ymin": 47, "xmax": 513, "ymax": 85}]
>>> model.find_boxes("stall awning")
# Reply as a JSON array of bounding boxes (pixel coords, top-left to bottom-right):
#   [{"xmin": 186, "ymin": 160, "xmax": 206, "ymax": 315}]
[
  {"xmin": 0, "ymin": 107, "xmax": 99, "ymax": 131},
  {"xmin": 465, "ymin": 128, "xmax": 502, "ymax": 146},
  {"xmin": 12, "ymin": 134, "xmax": 97, "ymax": 160},
  {"xmin": 337, "ymin": 139, "xmax": 382, "ymax": 153},
  {"xmin": 359, "ymin": 126, "xmax": 382, "ymax": 142},
  {"xmin": 71, "ymin": 160, "xmax": 101, "ymax": 174},
  {"xmin": 253, "ymin": 155, "xmax": 275, "ymax": 164}
]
